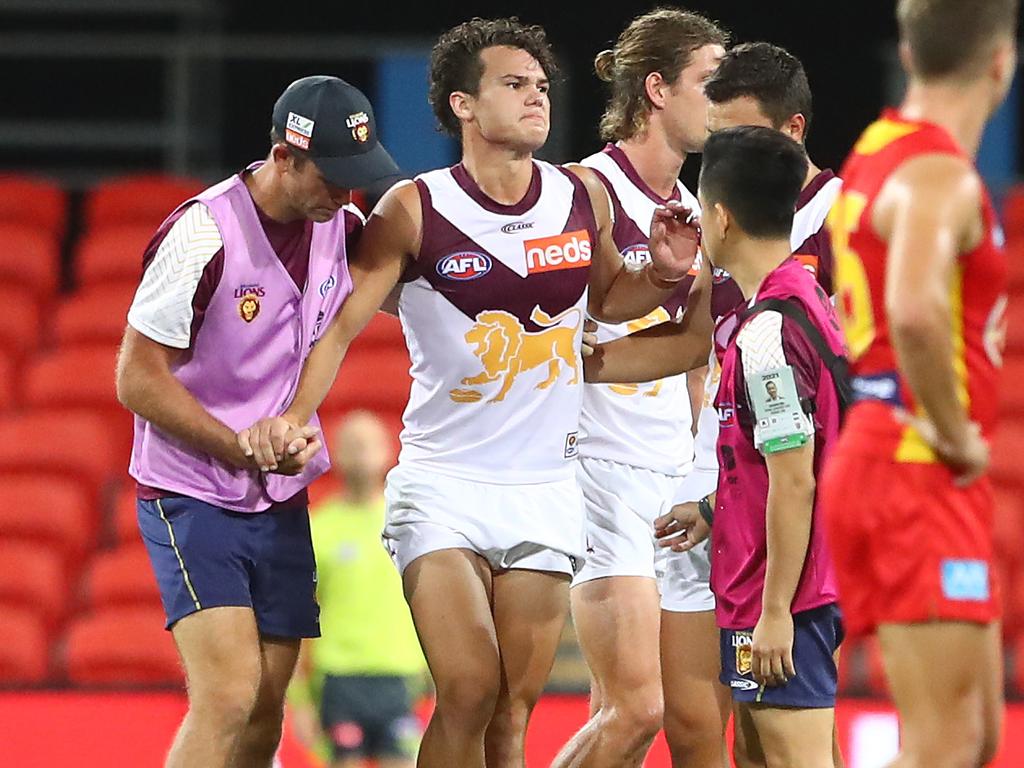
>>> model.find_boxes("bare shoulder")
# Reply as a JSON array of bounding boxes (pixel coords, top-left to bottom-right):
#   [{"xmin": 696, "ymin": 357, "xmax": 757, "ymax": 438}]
[
  {"xmin": 563, "ymin": 162, "xmax": 610, "ymax": 223},
  {"xmin": 563, "ymin": 162, "xmax": 601, "ymax": 193},
  {"xmin": 360, "ymin": 179, "xmax": 423, "ymax": 256},
  {"xmin": 371, "ymin": 178, "xmax": 422, "ymax": 222}
]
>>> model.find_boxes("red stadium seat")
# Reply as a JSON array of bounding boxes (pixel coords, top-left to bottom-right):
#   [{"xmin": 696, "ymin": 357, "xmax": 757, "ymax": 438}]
[
  {"xmin": 0, "ymin": 412, "xmax": 123, "ymax": 506},
  {"xmin": 321, "ymin": 348, "xmax": 413, "ymax": 414},
  {"xmin": 0, "ymin": 608, "xmax": 50, "ymax": 683},
  {"xmin": 84, "ymin": 174, "xmax": 204, "ymax": 233},
  {"xmin": 79, "ymin": 546, "xmax": 161, "ymax": 612},
  {"xmin": 993, "ymin": 483, "xmax": 1024, "ymax": 568},
  {"xmin": 999, "ymin": 562, "xmax": 1024, "ymax": 643},
  {"xmin": 0, "ymin": 223, "xmax": 60, "ymax": 304},
  {"xmin": 0, "ymin": 286, "xmax": 42, "ymax": 363},
  {"xmin": 112, "ymin": 482, "xmax": 142, "ymax": 548},
  {"xmin": 22, "ymin": 346, "xmax": 133, "ymax": 460},
  {"xmin": 0, "ymin": 474, "xmax": 95, "ymax": 569},
  {"xmin": 0, "ymin": 542, "xmax": 66, "ymax": 629},
  {"xmin": 0, "ymin": 351, "xmax": 16, "ymax": 410},
  {"xmin": 63, "ymin": 607, "xmax": 182, "ymax": 685},
  {"xmin": 0, "ymin": 174, "xmax": 67, "ymax": 240},
  {"xmin": 349, "ymin": 312, "xmax": 406, "ymax": 353},
  {"xmin": 53, "ymin": 282, "xmax": 137, "ymax": 349},
  {"xmin": 75, "ymin": 224, "xmax": 154, "ymax": 288},
  {"xmin": 990, "ymin": 418, "xmax": 1024, "ymax": 488}
]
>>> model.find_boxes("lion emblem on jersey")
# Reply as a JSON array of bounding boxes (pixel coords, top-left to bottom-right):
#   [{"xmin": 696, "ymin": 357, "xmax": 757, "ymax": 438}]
[
  {"xmin": 453, "ymin": 305, "xmax": 582, "ymax": 403},
  {"xmin": 238, "ymin": 293, "xmax": 261, "ymax": 323}
]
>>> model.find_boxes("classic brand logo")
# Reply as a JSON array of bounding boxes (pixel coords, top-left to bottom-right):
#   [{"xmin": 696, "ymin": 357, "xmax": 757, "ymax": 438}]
[
  {"xmin": 523, "ymin": 230, "xmax": 592, "ymax": 274},
  {"xmin": 437, "ymin": 252, "xmax": 492, "ymax": 281},
  {"xmin": 501, "ymin": 221, "xmax": 534, "ymax": 234},
  {"xmin": 450, "ymin": 306, "xmax": 582, "ymax": 403}
]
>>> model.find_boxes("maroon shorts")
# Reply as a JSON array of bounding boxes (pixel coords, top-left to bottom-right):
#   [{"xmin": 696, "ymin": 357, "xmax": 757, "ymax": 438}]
[{"xmin": 820, "ymin": 439, "xmax": 1000, "ymax": 637}]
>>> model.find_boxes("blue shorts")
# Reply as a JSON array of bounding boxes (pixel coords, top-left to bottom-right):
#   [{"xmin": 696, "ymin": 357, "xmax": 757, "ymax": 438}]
[
  {"xmin": 138, "ymin": 496, "xmax": 320, "ymax": 638},
  {"xmin": 719, "ymin": 602, "xmax": 844, "ymax": 708}
]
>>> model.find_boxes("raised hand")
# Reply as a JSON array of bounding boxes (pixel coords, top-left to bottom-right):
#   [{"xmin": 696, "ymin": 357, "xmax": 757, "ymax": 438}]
[{"xmin": 649, "ymin": 202, "xmax": 701, "ymax": 284}]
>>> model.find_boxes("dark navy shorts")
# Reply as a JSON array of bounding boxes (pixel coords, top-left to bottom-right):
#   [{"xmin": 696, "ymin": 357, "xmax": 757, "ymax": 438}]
[
  {"xmin": 720, "ymin": 602, "xmax": 844, "ymax": 708},
  {"xmin": 138, "ymin": 495, "xmax": 320, "ymax": 638},
  {"xmin": 321, "ymin": 675, "xmax": 421, "ymax": 760}
]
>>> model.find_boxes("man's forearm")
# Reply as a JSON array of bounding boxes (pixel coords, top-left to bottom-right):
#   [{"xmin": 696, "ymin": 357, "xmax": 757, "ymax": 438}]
[
  {"xmin": 891, "ymin": 302, "xmax": 971, "ymax": 443},
  {"xmin": 584, "ymin": 321, "xmax": 711, "ymax": 383},
  {"xmin": 283, "ymin": 327, "xmax": 352, "ymax": 425},
  {"xmin": 761, "ymin": 477, "xmax": 815, "ymax": 615},
  {"xmin": 591, "ymin": 265, "xmax": 677, "ymax": 325},
  {"xmin": 119, "ymin": 370, "xmax": 250, "ymax": 469},
  {"xmin": 585, "ymin": 266, "xmax": 712, "ymax": 383}
]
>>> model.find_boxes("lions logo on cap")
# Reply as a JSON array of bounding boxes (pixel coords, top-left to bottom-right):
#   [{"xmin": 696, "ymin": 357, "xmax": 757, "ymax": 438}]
[
  {"xmin": 238, "ymin": 292, "xmax": 261, "ymax": 323},
  {"xmin": 346, "ymin": 111, "xmax": 370, "ymax": 143}
]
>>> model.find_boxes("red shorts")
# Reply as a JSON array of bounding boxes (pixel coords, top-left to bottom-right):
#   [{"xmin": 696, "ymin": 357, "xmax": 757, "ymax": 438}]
[{"xmin": 819, "ymin": 436, "xmax": 1000, "ymax": 637}]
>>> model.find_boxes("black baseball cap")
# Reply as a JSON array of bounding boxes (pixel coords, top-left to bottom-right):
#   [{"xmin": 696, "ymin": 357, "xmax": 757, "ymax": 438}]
[{"xmin": 272, "ymin": 75, "xmax": 400, "ymax": 189}]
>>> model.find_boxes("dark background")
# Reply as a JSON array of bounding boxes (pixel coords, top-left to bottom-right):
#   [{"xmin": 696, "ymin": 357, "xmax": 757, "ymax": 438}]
[{"xmin": 3, "ymin": 0, "xmax": 1020, "ymax": 186}]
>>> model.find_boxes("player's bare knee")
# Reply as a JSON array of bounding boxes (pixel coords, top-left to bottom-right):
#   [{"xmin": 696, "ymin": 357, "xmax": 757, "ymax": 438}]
[
  {"xmin": 190, "ymin": 680, "xmax": 260, "ymax": 733},
  {"xmin": 664, "ymin": 696, "xmax": 720, "ymax": 749},
  {"xmin": 614, "ymin": 688, "xmax": 664, "ymax": 741},
  {"xmin": 435, "ymin": 670, "xmax": 500, "ymax": 729}
]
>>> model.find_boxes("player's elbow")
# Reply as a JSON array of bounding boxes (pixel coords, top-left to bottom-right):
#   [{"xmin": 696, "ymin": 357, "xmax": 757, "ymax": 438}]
[
  {"xmin": 588, "ymin": 301, "xmax": 628, "ymax": 325},
  {"xmin": 772, "ymin": 468, "xmax": 816, "ymax": 508},
  {"xmin": 888, "ymin": 301, "xmax": 945, "ymax": 348},
  {"xmin": 115, "ymin": 343, "xmax": 149, "ymax": 415},
  {"xmin": 115, "ymin": 358, "xmax": 141, "ymax": 414}
]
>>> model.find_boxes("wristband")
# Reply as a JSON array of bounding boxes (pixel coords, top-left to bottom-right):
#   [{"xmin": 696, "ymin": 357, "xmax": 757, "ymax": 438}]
[
  {"xmin": 698, "ymin": 494, "xmax": 714, "ymax": 526},
  {"xmin": 646, "ymin": 263, "xmax": 686, "ymax": 289}
]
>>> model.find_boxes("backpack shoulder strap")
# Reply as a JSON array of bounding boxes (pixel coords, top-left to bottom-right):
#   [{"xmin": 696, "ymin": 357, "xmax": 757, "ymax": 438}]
[{"xmin": 745, "ymin": 297, "xmax": 853, "ymax": 414}]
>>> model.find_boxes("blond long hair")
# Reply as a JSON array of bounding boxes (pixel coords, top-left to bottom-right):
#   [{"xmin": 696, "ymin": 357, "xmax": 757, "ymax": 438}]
[{"xmin": 595, "ymin": 8, "xmax": 727, "ymax": 142}]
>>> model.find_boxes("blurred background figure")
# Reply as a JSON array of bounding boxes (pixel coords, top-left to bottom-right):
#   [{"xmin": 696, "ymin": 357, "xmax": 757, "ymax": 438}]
[{"xmin": 287, "ymin": 410, "xmax": 427, "ymax": 768}]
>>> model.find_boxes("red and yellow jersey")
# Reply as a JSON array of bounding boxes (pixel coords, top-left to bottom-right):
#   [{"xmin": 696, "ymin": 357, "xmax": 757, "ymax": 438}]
[{"xmin": 828, "ymin": 109, "xmax": 1007, "ymax": 462}]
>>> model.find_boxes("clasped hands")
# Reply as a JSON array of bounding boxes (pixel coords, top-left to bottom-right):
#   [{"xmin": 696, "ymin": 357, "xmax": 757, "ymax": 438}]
[{"xmin": 237, "ymin": 416, "xmax": 322, "ymax": 475}]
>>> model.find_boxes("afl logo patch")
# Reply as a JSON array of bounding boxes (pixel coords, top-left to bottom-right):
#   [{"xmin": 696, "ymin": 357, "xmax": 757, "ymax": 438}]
[
  {"xmin": 238, "ymin": 293, "xmax": 261, "ymax": 323},
  {"xmin": 621, "ymin": 243, "xmax": 650, "ymax": 267},
  {"xmin": 712, "ymin": 267, "xmax": 732, "ymax": 285},
  {"xmin": 437, "ymin": 252, "xmax": 492, "ymax": 281}
]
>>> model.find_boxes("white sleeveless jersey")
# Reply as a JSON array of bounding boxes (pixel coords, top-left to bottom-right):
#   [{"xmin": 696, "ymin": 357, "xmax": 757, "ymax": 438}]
[
  {"xmin": 397, "ymin": 160, "xmax": 597, "ymax": 484},
  {"xmin": 577, "ymin": 145, "xmax": 699, "ymax": 476},
  {"xmin": 676, "ymin": 170, "xmax": 843, "ymax": 502}
]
